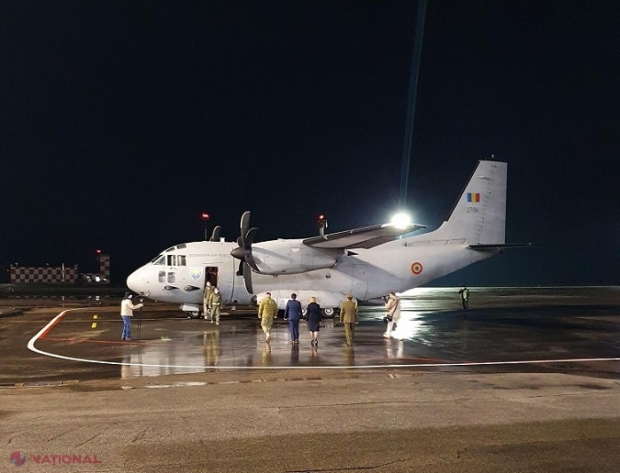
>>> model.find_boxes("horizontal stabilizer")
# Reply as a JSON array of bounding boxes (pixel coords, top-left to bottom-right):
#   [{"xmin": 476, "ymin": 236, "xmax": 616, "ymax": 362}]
[{"xmin": 303, "ymin": 223, "xmax": 425, "ymax": 250}]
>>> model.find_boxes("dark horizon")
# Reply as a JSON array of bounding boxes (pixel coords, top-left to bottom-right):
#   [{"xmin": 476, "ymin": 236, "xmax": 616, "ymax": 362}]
[{"xmin": 2, "ymin": 1, "xmax": 619, "ymax": 287}]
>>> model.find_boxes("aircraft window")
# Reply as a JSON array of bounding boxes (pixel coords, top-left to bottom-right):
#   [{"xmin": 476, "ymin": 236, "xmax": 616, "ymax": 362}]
[
  {"xmin": 165, "ymin": 247, "xmax": 175, "ymax": 252},
  {"xmin": 149, "ymin": 254, "xmax": 164, "ymax": 263},
  {"xmin": 176, "ymin": 244, "xmax": 187, "ymax": 249},
  {"xmin": 152, "ymin": 256, "xmax": 165, "ymax": 265},
  {"xmin": 167, "ymin": 272, "xmax": 175, "ymax": 283},
  {"xmin": 178, "ymin": 255, "xmax": 186, "ymax": 266},
  {"xmin": 158, "ymin": 271, "xmax": 165, "ymax": 283},
  {"xmin": 167, "ymin": 255, "xmax": 177, "ymax": 266}
]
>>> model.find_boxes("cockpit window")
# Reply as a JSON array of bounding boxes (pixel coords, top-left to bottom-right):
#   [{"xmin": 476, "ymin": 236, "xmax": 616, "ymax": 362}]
[
  {"xmin": 151, "ymin": 255, "xmax": 165, "ymax": 265},
  {"xmin": 178, "ymin": 255, "xmax": 186, "ymax": 266},
  {"xmin": 167, "ymin": 255, "xmax": 177, "ymax": 266},
  {"xmin": 165, "ymin": 246, "xmax": 175, "ymax": 252},
  {"xmin": 176, "ymin": 244, "xmax": 187, "ymax": 249}
]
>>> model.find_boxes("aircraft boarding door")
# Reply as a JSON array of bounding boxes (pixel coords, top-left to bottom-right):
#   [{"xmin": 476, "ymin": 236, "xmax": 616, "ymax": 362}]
[{"xmin": 205, "ymin": 267, "xmax": 219, "ymax": 288}]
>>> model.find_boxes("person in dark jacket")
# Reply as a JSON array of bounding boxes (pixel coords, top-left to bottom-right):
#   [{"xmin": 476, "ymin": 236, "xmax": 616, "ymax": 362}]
[
  {"xmin": 284, "ymin": 293, "xmax": 303, "ymax": 344},
  {"xmin": 306, "ymin": 296, "xmax": 322, "ymax": 347}
]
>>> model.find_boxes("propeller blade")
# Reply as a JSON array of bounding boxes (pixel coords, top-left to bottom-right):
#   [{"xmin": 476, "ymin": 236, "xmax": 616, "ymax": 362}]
[
  {"xmin": 239, "ymin": 211, "xmax": 251, "ymax": 247},
  {"xmin": 243, "ymin": 262, "xmax": 254, "ymax": 294},
  {"xmin": 245, "ymin": 227, "xmax": 258, "ymax": 248},
  {"xmin": 209, "ymin": 225, "xmax": 221, "ymax": 242},
  {"xmin": 246, "ymin": 254, "xmax": 260, "ymax": 272},
  {"xmin": 236, "ymin": 260, "xmax": 243, "ymax": 277}
]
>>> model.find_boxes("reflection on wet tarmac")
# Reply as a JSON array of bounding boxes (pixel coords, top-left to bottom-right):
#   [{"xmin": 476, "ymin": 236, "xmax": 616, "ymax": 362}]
[{"xmin": 28, "ymin": 287, "xmax": 620, "ymax": 379}]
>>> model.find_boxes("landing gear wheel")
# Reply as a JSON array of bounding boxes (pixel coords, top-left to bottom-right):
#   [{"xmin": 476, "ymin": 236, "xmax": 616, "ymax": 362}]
[
  {"xmin": 321, "ymin": 307, "xmax": 336, "ymax": 318},
  {"xmin": 188, "ymin": 311, "xmax": 201, "ymax": 319}
]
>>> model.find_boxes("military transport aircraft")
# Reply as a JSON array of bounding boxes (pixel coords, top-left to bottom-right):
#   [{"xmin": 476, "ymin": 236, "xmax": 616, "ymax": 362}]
[{"xmin": 127, "ymin": 159, "xmax": 509, "ymax": 318}]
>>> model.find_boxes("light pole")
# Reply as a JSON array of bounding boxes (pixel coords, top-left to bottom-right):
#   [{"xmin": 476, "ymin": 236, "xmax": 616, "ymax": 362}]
[{"xmin": 201, "ymin": 212, "xmax": 210, "ymax": 240}]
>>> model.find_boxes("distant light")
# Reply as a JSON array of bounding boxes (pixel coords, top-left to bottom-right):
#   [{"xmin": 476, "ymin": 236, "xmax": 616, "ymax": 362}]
[
  {"xmin": 390, "ymin": 212, "xmax": 412, "ymax": 229},
  {"xmin": 96, "ymin": 249, "xmax": 101, "ymax": 254},
  {"xmin": 201, "ymin": 212, "xmax": 210, "ymax": 220}
]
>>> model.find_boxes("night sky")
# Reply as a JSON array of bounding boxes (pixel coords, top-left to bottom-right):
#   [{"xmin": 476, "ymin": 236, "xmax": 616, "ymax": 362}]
[{"xmin": 2, "ymin": 1, "xmax": 619, "ymax": 286}]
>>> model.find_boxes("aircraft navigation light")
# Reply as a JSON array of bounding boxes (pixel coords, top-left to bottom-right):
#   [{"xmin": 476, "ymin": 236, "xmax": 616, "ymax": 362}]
[
  {"xmin": 390, "ymin": 212, "xmax": 412, "ymax": 229},
  {"xmin": 201, "ymin": 212, "xmax": 210, "ymax": 240}
]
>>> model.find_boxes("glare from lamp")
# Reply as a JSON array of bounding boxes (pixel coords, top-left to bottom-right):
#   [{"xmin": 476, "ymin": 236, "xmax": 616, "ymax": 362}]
[{"xmin": 390, "ymin": 212, "xmax": 412, "ymax": 229}]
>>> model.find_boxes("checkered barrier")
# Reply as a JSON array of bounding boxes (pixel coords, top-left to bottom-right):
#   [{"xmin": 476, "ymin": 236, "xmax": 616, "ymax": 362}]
[{"xmin": 9, "ymin": 266, "xmax": 78, "ymax": 284}]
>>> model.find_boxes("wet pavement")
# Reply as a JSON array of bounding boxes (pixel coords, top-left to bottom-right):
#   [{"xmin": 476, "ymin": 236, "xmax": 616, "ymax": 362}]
[
  {"xmin": 2, "ymin": 287, "xmax": 620, "ymax": 472},
  {"xmin": 1, "ymin": 286, "xmax": 619, "ymax": 384}
]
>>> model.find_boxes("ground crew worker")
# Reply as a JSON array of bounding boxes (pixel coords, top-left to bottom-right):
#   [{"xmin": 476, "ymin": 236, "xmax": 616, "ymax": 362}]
[
  {"xmin": 208, "ymin": 287, "xmax": 222, "ymax": 325},
  {"xmin": 120, "ymin": 292, "xmax": 144, "ymax": 341},
  {"xmin": 459, "ymin": 285, "xmax": 470, "ymax": 311},
  {"xmin": 383, "ymin": 292, "xmax": 401, "ymax": 338},
  {"xmin": 258, "ymin": 292, "xmax": 278, "ymax": 343},
  {"xmin": 339, "ymin": 294, "xmax": 358, "ymax": 346},
  {"xmin": 203, "ymin": 281, "xmax": 214, "ymax": 320}
]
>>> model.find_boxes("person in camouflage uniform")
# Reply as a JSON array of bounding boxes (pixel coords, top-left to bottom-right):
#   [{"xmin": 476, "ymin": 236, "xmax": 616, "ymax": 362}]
[
  {"xmin": 258, "ymin": 292, "xmax": 278, "ymax": 343},
  {"xmin": 208, "ymin": 287, "xmax": 222, "ymax": 325},
  {"xmin": 203, "ymin": 281, "xmax": 214, "ymax": 320}
]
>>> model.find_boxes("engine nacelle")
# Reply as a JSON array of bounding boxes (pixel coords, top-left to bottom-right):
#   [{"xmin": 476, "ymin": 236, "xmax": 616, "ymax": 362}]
[{"xmin": 251, "ymin": 239, "xmax": 341, "ymax": 275}]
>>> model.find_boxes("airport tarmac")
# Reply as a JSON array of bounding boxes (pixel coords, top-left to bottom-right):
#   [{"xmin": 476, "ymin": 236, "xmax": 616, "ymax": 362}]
[{"xmin": 1, "ymin": 286, "xmax": 619, "ymax": 472}]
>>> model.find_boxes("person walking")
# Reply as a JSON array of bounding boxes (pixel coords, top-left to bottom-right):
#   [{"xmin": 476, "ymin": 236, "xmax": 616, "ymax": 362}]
[
  {"xmin": 383, "ymin": 292, "xmax": 401, "ymax": 338},
  {"xmin": 258, "ymin": 292, "xmax": 278, "ymax": 343},
  {"xmin": 120, "ymin": 291, "xmax": 144, "ymax": 341},
  {"xmin": 284, "ymin": 293, "xmax": 302, "ymax": 344},
  {"xmin": 459, "ymin": 286, "xmax": 470, "ymax": 311},
  {"xmin": 202, "ymin": 281, "xmax": 214, "ymax": 320},
  {"xmin": 208, "ymin": 287, "xmax": 222, "ymax": 325},
  {"xmin": 306, "ymin": 296, "xmax": 322, "ymax": 347},
  {"xmin": 339, "ymin": 294, "xmax": 358, "ymax": 346}
]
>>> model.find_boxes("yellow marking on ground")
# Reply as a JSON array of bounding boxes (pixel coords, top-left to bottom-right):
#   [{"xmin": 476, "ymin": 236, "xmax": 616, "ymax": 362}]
[{"xmin": 91, "ymin": 322, "xmax": 97, "ymax": 329}]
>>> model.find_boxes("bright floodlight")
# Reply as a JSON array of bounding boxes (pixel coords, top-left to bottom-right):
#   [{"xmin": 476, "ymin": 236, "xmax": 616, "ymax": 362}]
[{"xmin": 390, "ymin": 212, "xmax": 412, "ymax": 229}]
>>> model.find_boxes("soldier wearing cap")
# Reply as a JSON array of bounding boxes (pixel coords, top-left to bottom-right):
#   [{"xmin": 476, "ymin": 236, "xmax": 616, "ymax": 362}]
[
  {"xmin": 339, "ymin": 294, "xmax": 358, "ymax": 346},
  {"xmin": 258, "ymin": 292, "xmax": 278, "ymax": 343}
]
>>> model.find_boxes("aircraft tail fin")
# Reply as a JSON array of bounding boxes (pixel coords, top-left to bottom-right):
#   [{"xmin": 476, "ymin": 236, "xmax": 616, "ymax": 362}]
[{"xmin": 431, "ymin": 160, "xmax": 507, "ymax": 245}]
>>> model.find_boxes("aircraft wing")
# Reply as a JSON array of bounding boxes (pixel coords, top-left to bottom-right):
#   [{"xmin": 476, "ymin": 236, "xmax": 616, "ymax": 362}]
[{"xmin": 302, "ymin": 223, "xmax": 425, "ymax": 250}]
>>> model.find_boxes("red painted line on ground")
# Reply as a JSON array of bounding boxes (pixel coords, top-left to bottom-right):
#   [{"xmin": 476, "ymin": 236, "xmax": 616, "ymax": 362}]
[{"xmin": 38, "ymin": 310, "xmax": 70, "ymax": 340}]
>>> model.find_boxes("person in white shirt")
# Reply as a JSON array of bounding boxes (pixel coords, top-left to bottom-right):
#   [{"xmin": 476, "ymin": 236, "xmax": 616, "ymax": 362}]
[{"xmin": 120, "ymin": 292, "xmax": 144, "ymax": 341}]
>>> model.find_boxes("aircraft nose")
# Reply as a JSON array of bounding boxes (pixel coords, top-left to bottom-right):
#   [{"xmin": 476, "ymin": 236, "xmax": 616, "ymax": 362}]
[{"xmin": 126, "ymin": 268, "xmax": 145, "ymax": 293}]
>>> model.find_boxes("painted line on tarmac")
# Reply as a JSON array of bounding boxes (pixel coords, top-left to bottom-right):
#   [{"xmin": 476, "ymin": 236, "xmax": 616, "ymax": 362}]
[{"xmin": 28, "ymin": 309, "xmax": 620, "ymax": 371}]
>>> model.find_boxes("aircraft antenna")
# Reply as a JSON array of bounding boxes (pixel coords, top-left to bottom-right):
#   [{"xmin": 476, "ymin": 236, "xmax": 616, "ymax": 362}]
[{"xmin": 399, "ymin": 0, "xmax": 428, "ymax": 209}]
